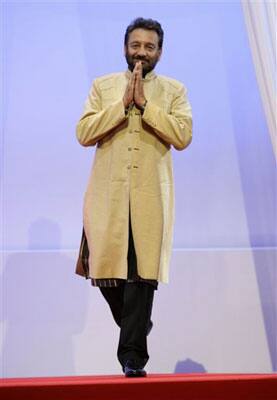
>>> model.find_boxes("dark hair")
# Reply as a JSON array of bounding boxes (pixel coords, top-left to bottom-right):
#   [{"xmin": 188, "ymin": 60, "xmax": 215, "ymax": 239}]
[{"xmin": 124, "ymin": 17, "xmax": 164, "ymax": 49}]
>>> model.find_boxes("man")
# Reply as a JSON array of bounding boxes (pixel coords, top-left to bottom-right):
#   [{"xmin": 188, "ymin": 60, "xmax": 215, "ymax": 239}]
[{"xmin": 76, "ymin": 17, "xmax": 192, "ymax": 377}]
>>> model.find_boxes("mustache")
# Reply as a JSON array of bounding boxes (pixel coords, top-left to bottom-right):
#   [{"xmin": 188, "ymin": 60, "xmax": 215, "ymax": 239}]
[{"xmin": 133, "ymin": 56, "xmax": 148, "ymax": 61}]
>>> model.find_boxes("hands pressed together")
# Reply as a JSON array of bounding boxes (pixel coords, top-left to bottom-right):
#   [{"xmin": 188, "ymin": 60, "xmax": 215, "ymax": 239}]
[{"xmin": 123, "ymin": 61, "xmax": 147, "ymax": 111}]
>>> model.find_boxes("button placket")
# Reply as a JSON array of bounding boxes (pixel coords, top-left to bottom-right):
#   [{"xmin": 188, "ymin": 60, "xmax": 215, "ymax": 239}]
[
  {"xmin": 127, "ymin": 112, "xmax": 140, "ymax": 171},
  {"xmin": 127, "ymin": 115, "xmax": 134, "ymax": 171}
]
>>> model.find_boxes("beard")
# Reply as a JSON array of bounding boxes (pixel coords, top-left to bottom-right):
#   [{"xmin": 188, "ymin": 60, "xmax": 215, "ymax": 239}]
[{"xmin": 125, "ymin": 52, "xmax": 159, "ymax": 77}]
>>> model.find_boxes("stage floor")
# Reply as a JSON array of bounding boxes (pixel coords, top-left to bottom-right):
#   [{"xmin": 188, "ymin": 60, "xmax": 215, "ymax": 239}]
[{"xmin": 1, "ymin": 373, "xmax": 277, "ymax": 400}]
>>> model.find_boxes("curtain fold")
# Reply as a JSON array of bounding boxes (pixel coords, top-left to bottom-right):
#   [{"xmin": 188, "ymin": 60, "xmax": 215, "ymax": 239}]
[{"xmin": 241, "ymin": 0, "xmax": 276, "ymax": 157}]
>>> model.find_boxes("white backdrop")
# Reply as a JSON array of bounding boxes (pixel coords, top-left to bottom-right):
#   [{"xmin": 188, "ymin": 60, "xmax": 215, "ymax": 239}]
[{"xmin": 1, "ymin": 0, "xmax": 276, "ymax": 377}]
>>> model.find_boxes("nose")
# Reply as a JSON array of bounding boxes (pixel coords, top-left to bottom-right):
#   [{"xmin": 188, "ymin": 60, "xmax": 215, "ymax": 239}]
[{"xmin": 136, "ymin": 46, "xmax": 147, "ymax": 57}]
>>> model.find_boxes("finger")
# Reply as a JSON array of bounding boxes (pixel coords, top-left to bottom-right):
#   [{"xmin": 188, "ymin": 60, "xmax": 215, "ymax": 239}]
[
  {"xmin": 135, "ymin": 66, "xmax": 142, "ymax": 85},
  {"xmin": 137, "ymin": 60, "xmax": 142, "ymax": 69},
  {"xmin": 134, "ymin": 60, "xmax": 141, "ymax": 69},
  {"xmin": 134, "ymin": 70, "xmax": 140, "ymax": 88},
  {"xmin": 134, "ymin": 61, "xmax": 142, "ymax": 75},
  {"xmin": 130, "ymin": 74, "xmax": 136, "ymax": 92},
  {"xmin": 134, "ymin": 75, "xmax": 142, "ymax": 100},
  {"xmin": 137, "ymin": 61, "xmax": 143, "ymax": 74},
  {"xmin": 134, "ymin": 69, "xmax": 141, "ymax": 83},
  {"xmin": 127, "ymin": 73, "xmax": 135, "ymax": 93}
]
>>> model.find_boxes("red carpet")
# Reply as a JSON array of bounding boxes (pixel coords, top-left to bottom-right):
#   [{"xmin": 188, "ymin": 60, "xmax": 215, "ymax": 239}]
[{"xmin": 1, "ymin": 373, "xmax": 276, "ymax": 400}]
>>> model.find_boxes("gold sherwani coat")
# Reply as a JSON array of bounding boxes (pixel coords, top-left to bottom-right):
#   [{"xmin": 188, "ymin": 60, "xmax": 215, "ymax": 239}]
[{"xmin": 76, "ymin": 70, "xmax": 192, "ymax": 283}]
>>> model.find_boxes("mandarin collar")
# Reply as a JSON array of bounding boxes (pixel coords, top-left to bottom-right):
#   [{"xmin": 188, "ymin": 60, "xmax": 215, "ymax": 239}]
[{"xmin": 125, "ymin": 69, "xmax": 156, "ymax": 81}]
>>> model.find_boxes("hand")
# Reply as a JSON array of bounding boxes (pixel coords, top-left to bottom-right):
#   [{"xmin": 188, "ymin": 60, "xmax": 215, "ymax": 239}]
[
  {"xmin": 123, "ymin": 69, "xmax": 135, "ymax": 108},
  {"xmin": 133, "ymin": 61, "xmax": 147, "ymax": 108},
  {"xmin": 123, "ymin": 68, "xmax": 136, "ymax": 109}
]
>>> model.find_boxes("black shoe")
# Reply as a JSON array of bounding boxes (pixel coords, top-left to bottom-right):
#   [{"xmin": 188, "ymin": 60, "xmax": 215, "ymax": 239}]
[{"xmin": 123, "ymin": 360, "xmax": 147, "ymax": 378}]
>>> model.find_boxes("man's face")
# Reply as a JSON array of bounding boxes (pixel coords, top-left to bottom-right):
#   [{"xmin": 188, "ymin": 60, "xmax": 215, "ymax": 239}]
[{"xmin": 125, "ymin": 28, "xmax": 162, "ymax": 76}]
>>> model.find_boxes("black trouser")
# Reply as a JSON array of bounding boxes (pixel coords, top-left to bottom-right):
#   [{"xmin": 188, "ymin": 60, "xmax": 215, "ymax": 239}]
[
  {"xmin": 100, "ymin": 282, "xmax": 154, "ymax": 368},
  {"xmin": 99, "ymin": 217, "xmax": 155, "ymax": 369}
]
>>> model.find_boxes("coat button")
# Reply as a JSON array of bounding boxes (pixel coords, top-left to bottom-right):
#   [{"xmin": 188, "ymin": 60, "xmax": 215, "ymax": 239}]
[
  {"xmin": 127, "ymin": 165, "xmax": 131, "ymax": 169},
  {"xmin": 128, "ymin": 147, "xmax": 132, "ymax": 151}
]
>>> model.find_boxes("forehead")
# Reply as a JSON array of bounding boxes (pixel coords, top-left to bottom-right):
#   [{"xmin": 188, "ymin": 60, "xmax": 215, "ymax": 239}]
[{"xmin": 127, "ymin": 28, "xmax": 159, "ymax": 45}]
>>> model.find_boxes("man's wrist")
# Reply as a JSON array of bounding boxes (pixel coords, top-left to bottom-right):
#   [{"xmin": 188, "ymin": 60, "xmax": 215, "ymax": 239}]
[
  {"xmin": 124, "ymin": 101, "xmax": 133, "ymax": 115},
  {"xmin": 137, "ymin": 99, "xmax": 147, "ymax": 114}
]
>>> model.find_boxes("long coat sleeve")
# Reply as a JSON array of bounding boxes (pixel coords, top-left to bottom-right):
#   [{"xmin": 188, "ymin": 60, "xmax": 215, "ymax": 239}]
[
  {"xmin": 76, "ymin": 70, "xmax": 192, "ymax": 283},
  {"xmin": 77, "ymin": 79, "xmax": 127, "ymax": 147}
]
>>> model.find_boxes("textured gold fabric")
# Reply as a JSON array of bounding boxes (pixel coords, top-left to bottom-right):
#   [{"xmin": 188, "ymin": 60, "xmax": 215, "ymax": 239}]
[{"xmin": 76, "ymin": 70, "xmax": 192, "ymax": 283}]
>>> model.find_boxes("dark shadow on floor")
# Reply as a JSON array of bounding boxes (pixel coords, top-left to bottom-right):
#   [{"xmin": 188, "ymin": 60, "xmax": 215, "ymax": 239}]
[{"xmin": 174, "ymin": 358, "xmax": 207, "ymax": 374}]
